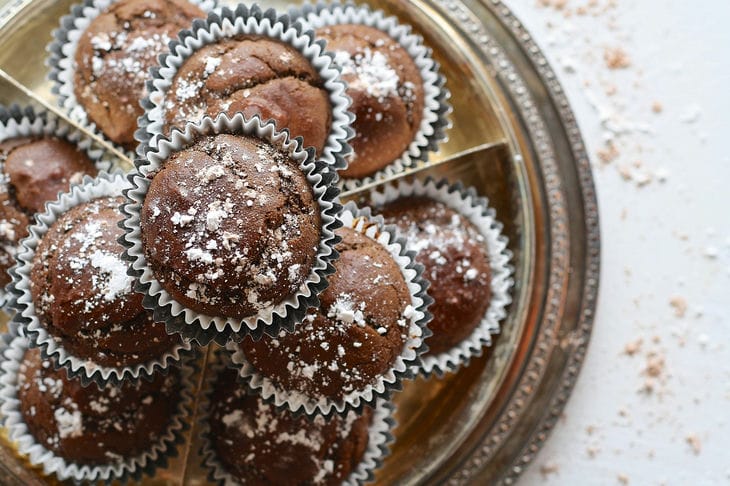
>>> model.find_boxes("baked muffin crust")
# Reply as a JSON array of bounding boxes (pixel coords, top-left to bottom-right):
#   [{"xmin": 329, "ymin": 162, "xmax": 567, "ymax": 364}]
[
  {"xmin": 241, "ymin": 226, "xmax": 412, "ymax": 399},
  {"xmin": 317, "ymin": 24, "xmax": 424, "ymax": 178},
  {"xmin": 380, "ymin": 197, "xmax": 492, "ymax": 355},
  {"xmin": 141, "ymin": 133, "xmax": 321, "ymax": 319},
  {"xmin": 208, "ymin": 368, "xmax": 372, "ymax": 485},
  {"xmin": 74, "ymin": 0, "xmax": 205, "ymax": 148}
]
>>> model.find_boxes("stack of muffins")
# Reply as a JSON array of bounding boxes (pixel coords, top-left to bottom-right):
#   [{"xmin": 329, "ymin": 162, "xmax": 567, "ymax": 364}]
[{"xmin": 0, "ymin": 1, "xmax": 513, "ymax": 484}]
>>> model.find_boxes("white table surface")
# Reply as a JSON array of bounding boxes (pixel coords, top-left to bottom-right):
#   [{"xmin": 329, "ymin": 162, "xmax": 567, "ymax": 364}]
[{"xmin": 500, "ymin": 1, "xmax": 730, "ymax": 485}]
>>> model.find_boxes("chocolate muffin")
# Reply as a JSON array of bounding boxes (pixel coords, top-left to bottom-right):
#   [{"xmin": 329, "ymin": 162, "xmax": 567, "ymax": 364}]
[
  {"xmin": 380, "ymin": 197, "xmax": 492, "ymax": 355},
  {"xmin": 30, "ymin": 196, "xmax": 179, "ymax": 367},
  {"xmin": 162, "ymin": 36, "xmax": 331, "ymax": 153},
  {"xmin": 0, "ymin": 136, "xmax": 98, "ymax": 288},
  {"xmin": 17, "ymin": 347, "xmax": 180, "ymax": 464},
  {"xmin": 74, "ymin": 0, "xmax": 206, "ymax": 148},
  {"xmin": 316, "ymin": 24, "xmax": 424, "ymax": 179},
  {"xmin": 208, "ymin": 368, "xmax": 372, "ymax": 485},
  {"xmin": 140, "ymin": 133, "xmax": 321, "ymax": 319},
  {"xmin": 241, "ymin": 226, "xmax": 412, "ymax": 399}
]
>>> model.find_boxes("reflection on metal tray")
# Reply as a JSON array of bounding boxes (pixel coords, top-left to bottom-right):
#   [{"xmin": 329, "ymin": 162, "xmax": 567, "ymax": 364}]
[{"xmin": 0, "ymin": 0, "xmax": 599, "ymax": 484}]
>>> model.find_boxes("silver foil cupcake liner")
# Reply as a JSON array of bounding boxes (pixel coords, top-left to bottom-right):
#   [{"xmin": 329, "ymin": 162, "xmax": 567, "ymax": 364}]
[
  {"xmin": 0, "ymin": 104, "xmax": 113, "ymax": 310},
  {"xmin": 136, "ymin": 3, "xmax": 354, "ymax": 171},
  {"xmin": 228, "ymin": 201, "xmax": 432, "ymax": 417},
  {"xmin": 121, "ymin": 113, "xmax": 342, "ymax": 346},
  {"xmin": 297, "ymin": 1, "xmax": 451, "ymax": 190},
  {"xmin": 8, "ymin": 171, "xmax": 196, "ymax": 387},
  {"xmin": 46, "ymin": 0, "xmax": 217, "ymax": 154},
  {"xmin": 369, "ymin": 177, "xmax": 514, "ymax": 376},
  {"xmin": 199, "ymin": 351, "xmax": 395, "ymax": 486},
  {"xmin": 0, "ymin": 335, "xmax": 198, "ymax": 484}
]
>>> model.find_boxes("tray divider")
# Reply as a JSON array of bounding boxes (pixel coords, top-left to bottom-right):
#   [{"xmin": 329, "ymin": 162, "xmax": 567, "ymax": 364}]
[{"xmin": 0, "ymin": 67, "xmax": 132, "ymax": 164}]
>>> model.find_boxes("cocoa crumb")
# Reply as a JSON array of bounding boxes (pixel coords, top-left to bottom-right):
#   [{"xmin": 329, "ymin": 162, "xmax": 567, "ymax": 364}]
[
  {"xmin": 686, "ymin": 434, "xmax": 702, "ymax": 455},
  {"xmin": 539, "ymin": 461, "xmax": 560, "ymax": 478},
  {"xmin": 669, "ymin": 296, "xmax": 687, "ymax": 318},
  {"xmin": 623, "ymin": 338, "xmax": 642, "ymax": 356},
  {"xmin": 645, "ymin": 353, "xmax": 664, "ymax": 377},
  {"xmin": 598, "ymin": 141, "xmax": 619, "ymax": 164},
  {"xmin": 537, "ymin": 0, "xmax": 568, "ymax": 10},
  {"xmin": 618, "ymin": 164, "xmax": 632, "ymax": 181},
  {"xmin": 604, "ymin": 47, "xmax": 631, "ymax": 69}
]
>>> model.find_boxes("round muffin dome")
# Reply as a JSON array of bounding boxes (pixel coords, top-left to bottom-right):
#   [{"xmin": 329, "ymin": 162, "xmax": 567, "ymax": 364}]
[
  {"xmin": 17, "ymin": 347, "xmax": 180, "ymax": 464},
  {"xmin": 162, "ymin": 36, "xmax": 332, "ymax": 153},
  {"xmin": 140, "ymin": 133, "xmax": 321, "ymax": 319},
  {"xmin": 379, "ymin": 196, "xmax": 492, "ymax": 355},
  {"xmin": 0, "ymin": 136, "xmax": 98, "ymax": 288},
  {"xmin": 208, "ymin": 368, "xmax": 372, "ymax": 485},
  {"xmin": 74, "ymin": 0, "xmax": 206, "ymax": 148},
  {"xmin": 241, "ymin": 226, "xmax": 412, "ymax": 399},
  {"xmin": 316, "ymin": 24, "xmax": 424, "ymax": 179},
  {"xmin": 30, "ymin": 196, "xmax": 178, "ymax": 367}
]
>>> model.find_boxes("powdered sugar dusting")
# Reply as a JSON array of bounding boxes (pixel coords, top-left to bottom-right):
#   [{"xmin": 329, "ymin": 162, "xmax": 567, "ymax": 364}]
[
  {"xmin": 335, "ymin": 48, "xmax": 400, "ymax": 99},
  {"xmin": 143, "ymin": 135, "xmax": 320, "ymax": 318},
  {"xmin": 89, "ymin": 249, "xmax": 134, "ymax": 302}
]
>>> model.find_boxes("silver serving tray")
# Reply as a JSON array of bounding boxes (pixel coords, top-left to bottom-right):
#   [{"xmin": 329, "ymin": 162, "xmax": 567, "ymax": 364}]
[{"xmin": 0, "ymin": 0, "xmax": 599, "ymax": 484}]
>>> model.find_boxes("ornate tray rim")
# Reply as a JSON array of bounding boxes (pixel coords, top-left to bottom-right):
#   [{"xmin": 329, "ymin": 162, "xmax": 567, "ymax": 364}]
[
  {"xmin": 431, "ymin": 0, "xmax": 600, "ymax": 483},
  {"xmin": 0, "ymin": 0, "xmax": 600, "ymax": 484}
]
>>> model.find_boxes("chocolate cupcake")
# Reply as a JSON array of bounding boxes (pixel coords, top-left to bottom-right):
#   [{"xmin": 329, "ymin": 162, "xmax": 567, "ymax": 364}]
[
  {"xmin": 299, "ymin": 3, "xmax": 450, "ymax": 187},
  {"xmin": 207, "ymin": 367, "xmax": 372, "ymax": 485},
  {"xmin": 239, "ymin": 226, "xmax": 411, "ymax": 399},
  {"xmin": 0, "ymin": 336, "xmax": 196, "ymax": 483},
  {"xmin": 0, "ymin": 111, "xmax": 101, "ymax": 293},
  {"xmin": 11, "ymin": 172, "xmax": 193, "ymax": 385},
  {"xmin": 317, "ymin": 24, "xmax": 423, "ymax": 179},
  {"xmin": 379, "ymin": 197, "xmax": 491, "ymax": 355},
  {"xmin": 162, "ymin": 36, "xmax": 332, "ymax": 154},
  {"xmin": 229, "ymin": 203, "xmax": 430, "ymax": 415},
  {"xmin": 30, "ymin": 196, "xmax": 180, "ymax": 369},
  {"xmin": 138, "ymin": 4, "xmax": 352, "ymax": 169},
  {"xmin": 48, "ymin": 0, "xmax": 215, "ymax": 150},
  {"xmin": 140, "ymin": 133, "xmax": 320, "ymax": 320},
  {"xmin": 17, "ymin": 347, "xmax": 179, "ymax": 464},
  {"xmin": 122, "ymin": 114, "xmax": 340, "ymax": 344},
  {"xmin": 72, "ymin": 0, "xmax": 206, "ymax": 149},
  {"xmin": 370, "ymin": 178, "xmax": 513, "ymax": 376}
]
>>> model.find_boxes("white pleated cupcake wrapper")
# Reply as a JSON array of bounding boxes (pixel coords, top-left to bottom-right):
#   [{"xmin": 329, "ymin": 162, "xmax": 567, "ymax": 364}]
[
  {"xmin": 46, "ymin": 0, "xmax": 218, "ymax": 156},
  {"xmin": 122, "ymin": 113, "xmax": 341, "ymax": 346},
  {"xmin": 228, "ymin": 201, "xmax": 432, "ymax": 417},
  {"xmin": 297, "ymin": 1, "xmax": 451, "ymax": 190},
  {"xmin": 137, "ymin": 3, "xmax": 354, "ymax": 172},
  {"xmin": 199, "ymin": 352, "xmax": 396, "ymax": 486},
  {"xmin": 369, "ymin": 177, "xmax": 514, "ymax": 377},
  {"xmin": 0, "ymin": 104, "xmax": 114, "ymax": 310},
  {"xmin": 0, "ymin": 335, "xmax": 198, "ymax": 484},
  {"xmin": 7, "ymin": 171, "xmax": 196, "ymax": 387}
]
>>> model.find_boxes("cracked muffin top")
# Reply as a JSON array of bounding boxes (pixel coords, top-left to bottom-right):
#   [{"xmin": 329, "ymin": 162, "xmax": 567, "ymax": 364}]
[
  {"xmin": 17, "ymin": 346, "xmax": 181, "ymax": 464},
  {"xmin": 0, "ymin": 136, "xmax": 98, "ymax": 288},
  {"xmin": 161, "ymin": 36, "xmax": 332, "ymax": 154},
  {"xmin": 240, "ymin": 226, "xmax": 413, "ymax": 400},
  {"xmin": 316, "ymin": 24, "xmax": 424, "ymax": 179},
  {"xmin": 140, "ymin": 133, "xmax": 321, "ymax": 320},
  {"xmin": 379, "ymin": 196, "xmax": 492, "ymax": 356},
  {"xmin": 30, "ymin": 196, "xmax": 179, "ymax": 368},
  {"xmin": 74, "ymin": 0, "xmax": 206, "ymax": 148},
  {"xmin": 208, "ymin": 367, "xmax": 372, "ymax": 485}
]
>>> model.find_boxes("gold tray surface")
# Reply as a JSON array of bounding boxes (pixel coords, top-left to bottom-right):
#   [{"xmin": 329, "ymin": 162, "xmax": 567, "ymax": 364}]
[{"xmin": 0, "ymin": 0, "xmax": 600, "ymax": 484}]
